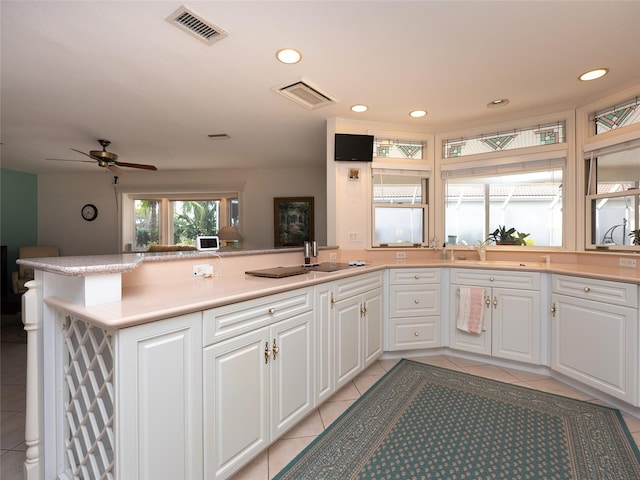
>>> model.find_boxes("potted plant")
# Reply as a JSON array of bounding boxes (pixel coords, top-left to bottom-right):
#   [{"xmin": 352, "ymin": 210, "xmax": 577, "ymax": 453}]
[
  {"xmin": 629, "ymin": 229, "xmax": 640, "ymax": 246},
  {"xmin": 487, "ymin": 225, "xmax": 530, "ymax": 246}
]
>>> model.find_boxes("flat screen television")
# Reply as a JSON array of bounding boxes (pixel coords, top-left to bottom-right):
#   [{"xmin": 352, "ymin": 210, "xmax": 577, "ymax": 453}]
[{"xmin": 334, "ymin": 133, "xmax": 374, "ymax": 162}]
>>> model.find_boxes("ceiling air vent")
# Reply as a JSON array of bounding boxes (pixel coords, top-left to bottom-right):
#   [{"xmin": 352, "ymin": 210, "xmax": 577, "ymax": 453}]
[
  {"xmin": 274, "ymin": 79, "xmax": 337, "ymax": 110},
  {"xmin": 166, "ymin": 6, "xmax": 228, "ymax": 45}
]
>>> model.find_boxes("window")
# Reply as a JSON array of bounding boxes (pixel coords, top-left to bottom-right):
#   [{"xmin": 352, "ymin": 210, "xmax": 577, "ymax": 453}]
[
  {"xmin": 124, "ymin": 192, "xmax": 240, "ymax": 251},
  {"xmin": 443, "ymin": 160, "xmax": 564, "ymax": 247},
  {"xmin": 374, "ymin": 139, "xmax": 424, "ymax": 159},
  {"xmin": 585, "ymin": 143, "xmax": 640, "ymax": 248},
  {"xmin": 372, "ymin": 170, "xmax": 428, "ymax": 246},
  {"xmin": 592, "ymin": 97, "xmax": 640, "ymax": 134},
  {"xmin": 442, "ymin": 121, "xmax": 565, "ymax": 158}
]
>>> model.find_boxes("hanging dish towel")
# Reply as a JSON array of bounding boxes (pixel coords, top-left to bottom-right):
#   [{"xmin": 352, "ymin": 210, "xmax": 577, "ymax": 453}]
[{"xmin": 456, "ymin": 287, "xmax": 486, "ymax": 334}]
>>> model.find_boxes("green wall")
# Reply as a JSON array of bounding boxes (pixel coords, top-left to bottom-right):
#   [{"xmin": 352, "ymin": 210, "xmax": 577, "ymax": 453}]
[{"xmin": 0, "ymin": 168, "xmax": 37, "ymax": 294}]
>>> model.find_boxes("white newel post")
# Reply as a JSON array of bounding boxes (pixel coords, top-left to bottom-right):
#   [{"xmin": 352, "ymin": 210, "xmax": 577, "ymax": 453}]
[{"xmin": 22, "ymin": 279, "xmax": 43, "ymax": 480}]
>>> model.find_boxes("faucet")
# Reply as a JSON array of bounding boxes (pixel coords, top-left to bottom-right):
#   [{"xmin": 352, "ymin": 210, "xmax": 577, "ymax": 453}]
[{"xmin": 474, "ymin": 241, "xmax": 487, "ymax": 261}]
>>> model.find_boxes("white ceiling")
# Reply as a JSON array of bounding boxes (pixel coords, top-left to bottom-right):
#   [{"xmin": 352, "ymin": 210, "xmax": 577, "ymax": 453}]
[{"xmin": 2, "ymin": 1, "xmax": 639, "ymax": 175}]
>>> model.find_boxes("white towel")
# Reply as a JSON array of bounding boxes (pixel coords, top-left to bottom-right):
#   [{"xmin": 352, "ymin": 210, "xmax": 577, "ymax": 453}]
[{"xmin": 456, "ymin": 287, "xmax": 486, "ymax": 334}]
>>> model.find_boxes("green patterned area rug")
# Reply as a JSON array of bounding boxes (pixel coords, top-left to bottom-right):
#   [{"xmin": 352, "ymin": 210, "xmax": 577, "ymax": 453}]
[{"xmin": 275, "ymin": 359, "xmax": 640, "ymax": 480}]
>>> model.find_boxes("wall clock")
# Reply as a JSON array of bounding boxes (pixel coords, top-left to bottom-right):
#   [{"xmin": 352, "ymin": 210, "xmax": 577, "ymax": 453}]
[{"xmin": 81, "ymin": 204, "xmax": 98, "ymax": 222}]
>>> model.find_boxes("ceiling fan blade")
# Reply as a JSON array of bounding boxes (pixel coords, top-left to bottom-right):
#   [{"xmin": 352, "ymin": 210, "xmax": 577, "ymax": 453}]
[
  {"xmin": 107, "ymin": 164, "xmax": 127, "ymax": 175},
  {"xmin": 114, "ymin": 160, "xmax": 158, "ymax": 171},
  {"xmin": 70, "ymin": 148, "xmax": 97, "ymax": 159},
  {"xmin": 46, "ymin": 158, "xmax": 95, "ymax": 163}
]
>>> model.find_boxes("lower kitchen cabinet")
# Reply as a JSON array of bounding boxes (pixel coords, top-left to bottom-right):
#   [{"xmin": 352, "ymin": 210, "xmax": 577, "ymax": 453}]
[
  {"xmin": 333, "ymin": 271, "xmax": 384, "ymax": 390},
  {"xmin": 449, "ymin": 269, "xmax": 541, "ymax": 364},
  {"xmin": 203, "ymin": 311, "xmax": 313, "ymax": 479},
  {"xmin": 117, "ymin": 312, "xmax": 203, "ymax": 480},
  {"xmin": 388, "ymin": 268, "xmax": 441, "ymax": 350},
  {"xmin": 551, "ymin": 274, "xmax": 638, "ymax": 405}
]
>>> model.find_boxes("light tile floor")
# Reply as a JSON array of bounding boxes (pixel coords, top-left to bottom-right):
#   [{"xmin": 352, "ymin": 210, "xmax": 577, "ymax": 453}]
[
  {"xmin": 1, "ymin": 341, "xmax": 27, "ymax": 480},
  {"xmin": 2, "ymin": 341, "xmax": 640, "ymax": 480}
]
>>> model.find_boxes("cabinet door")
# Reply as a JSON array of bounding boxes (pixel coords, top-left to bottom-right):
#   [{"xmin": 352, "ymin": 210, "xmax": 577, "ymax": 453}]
[
  {"xmin": 449, "ymin": 284, "xmax": 491, "ymax": 355},
  {"xmin": 363, "ymin": 288, "xmax": 383, "ymax": 368},
  {"xmin": 551, "ymin": 294, "xmax": 638, "ymax": 404},
  {"xmin": 492, "ymin": 288, "xmax": 541, "ymax": 364},
  {"xmin": 334, "ymin": 295, "xmax": 363, "ymax": 390},
  {"xmin": 118, "ymin": 313, "xmax": 202, "ymax": 480},
  {"xmin": 270, "ymin": 311, "xmax": 314, "ymax": 440},
  {"xmin": 314, "ymin": 283, "xmax": 334, "ymax": 404},
  {"xmin": 204, "ymin": 328, "xmax": 269, "ymax": 480}
]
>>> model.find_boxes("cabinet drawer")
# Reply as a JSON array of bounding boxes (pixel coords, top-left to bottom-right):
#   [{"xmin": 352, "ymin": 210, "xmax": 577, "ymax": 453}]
[
  {"xmin": 203, "ymin": 287, "xmax": 312, "ymax": 346},
  {"xmin": 334, "ymin": 271, "xmax": 383, "ymax": 302},
  {"xmin": 552, "ymin": 274, "xmax": 637, "ymax": 307},
  {"xmin": 389, "ymin": 285, "xmax": 440, "ymax": 317},
  {"xmin": 389, "ymin": 268, "xmax": 440, "ymax": 285},
  {"xmin": 450, "ymin": 268, "xmax": 540, "ymax": 290},
  {"xmin": 389, "ymin": 317, "xmax": 440, "ymax": 350}
]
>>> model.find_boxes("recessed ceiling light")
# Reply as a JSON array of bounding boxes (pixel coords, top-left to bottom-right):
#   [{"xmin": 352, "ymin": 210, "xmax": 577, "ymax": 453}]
[
  {"xmin": 409, "ymin": 110, "xmax": 427, "ymax": 118},
  {"xmin": 276, "ymin": 48, "xmax": 302, "ymax": 64},
  {"xmin": 579, "ymin": 68, "xmax": 609, "ymax": 81},
  {"xmin": 487, "ymin": 99, "xmax": 510, "ymax": 108},
  {"xmin": 351, "ymin": 104, "xmax": 368, "ymax": 113}
]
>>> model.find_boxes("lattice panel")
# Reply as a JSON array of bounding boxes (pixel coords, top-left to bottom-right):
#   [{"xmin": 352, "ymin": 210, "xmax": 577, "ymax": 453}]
[{"xmin": 63, "ymin": 315, "xmax": 115, "ymax": 479}]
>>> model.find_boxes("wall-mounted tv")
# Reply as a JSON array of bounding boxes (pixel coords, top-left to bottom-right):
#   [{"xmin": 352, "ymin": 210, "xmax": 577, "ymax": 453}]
[{"xmin": 334, "ymin": 133, "xmax": 374, "ymax": 162}]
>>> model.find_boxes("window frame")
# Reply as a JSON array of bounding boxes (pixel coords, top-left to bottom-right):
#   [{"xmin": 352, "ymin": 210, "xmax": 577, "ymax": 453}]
[
  {"xmin": 578, "ymin": 87, "xmax": 640, "ymax": 252},
  {"xmin": 435, "ymin": 111, "xmax": 575, "ymax": 251},
  {"xmin": 371, "ymin": 168, "xmax": 429, "ymax": 247},
  {"xmin": 118, "ymin": 186, "xmax": 242, "ymax": 252}
]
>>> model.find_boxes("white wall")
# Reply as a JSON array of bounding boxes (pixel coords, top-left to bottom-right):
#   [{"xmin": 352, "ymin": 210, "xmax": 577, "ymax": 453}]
[
  {"xmin": 38, "ymin": 166, "xmax": 326, "ymax": 255},
  {"xmin": 327, "ymin": 117, "xmax": 434, "ymax": 248}
]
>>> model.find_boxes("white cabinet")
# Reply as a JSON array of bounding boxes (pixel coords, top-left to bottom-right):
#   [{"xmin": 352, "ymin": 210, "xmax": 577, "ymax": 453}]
[
  {"xmin": 117, "ymin": 312, "xmax": 203, "ymax": 480},
  {"xmin": 551, "ymin": 274, "xmax": 638, "ymax": 405},
  {"xmin": 388, "ymin": 268, "xmax": 441, "ymax": 351},
  {"xmin": 203, "ymin": 290, "xmax": 314, "ymax": 479},
  {"xmin": 449, "ymin": 269, "xmax": 541, "ymax": 364},
  {"xmin": 332, "ymin": 271, "xmax": 384, "ymax": 390}
]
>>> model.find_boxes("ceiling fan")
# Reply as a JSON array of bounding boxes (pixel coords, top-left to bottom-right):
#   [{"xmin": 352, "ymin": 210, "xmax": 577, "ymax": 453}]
[{"xmin": 48, "ymin": 139, "xmax": 158, "ymax": 174}]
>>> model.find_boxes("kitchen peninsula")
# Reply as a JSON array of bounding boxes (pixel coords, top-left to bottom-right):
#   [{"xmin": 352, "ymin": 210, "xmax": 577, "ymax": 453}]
[{"xmin": 19, "ymin": 248, "xmax": 640, "ymax": 479}]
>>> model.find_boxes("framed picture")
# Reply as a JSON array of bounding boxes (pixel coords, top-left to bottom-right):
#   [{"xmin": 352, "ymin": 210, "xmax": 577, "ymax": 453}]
[{"xmin": 274, "ymin": 197, "xmax": 314, "ymax": 247}]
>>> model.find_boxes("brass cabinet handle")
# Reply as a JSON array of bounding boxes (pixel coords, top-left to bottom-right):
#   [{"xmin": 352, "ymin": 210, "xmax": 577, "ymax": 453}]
[
  {"xmin": 551, "ymin": 302, "xmax": 556, "ymax": 317},
  {"xmin": 264, "ymin": 341, "xmax": 271, "ymax": 364},
  {"xmin": 272, "ymin": 339, "xmax": 279, "ymax": 361},
  {"xmin": 363, "ymin": 303, "xmax": 367, "ymax": 315},
  {"xmin": 493, "ymin": 296, "xmax": 498, "ymax": 309},
  {"xmin": 485, "ymin": 295, "xmax": 491, "ymax": 307},
  {"xmin": 330, "ymin": 293, "xmax": 335, "ymax": 307}
]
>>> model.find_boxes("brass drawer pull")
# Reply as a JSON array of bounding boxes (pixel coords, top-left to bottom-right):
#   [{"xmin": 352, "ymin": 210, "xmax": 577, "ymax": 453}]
[{"xmin": 264, "ymin": 341, "xmax": 271, "ymax": 364}]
